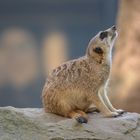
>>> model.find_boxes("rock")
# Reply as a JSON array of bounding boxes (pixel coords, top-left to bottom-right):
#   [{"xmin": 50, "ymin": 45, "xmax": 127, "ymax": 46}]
[{"xmin": 0, "ymin": 107, "xmax": 140, "ymax": 140}]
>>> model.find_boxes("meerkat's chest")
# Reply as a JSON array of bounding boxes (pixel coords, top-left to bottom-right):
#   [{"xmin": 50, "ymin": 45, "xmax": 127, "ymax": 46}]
[
  {"xmin": 88, "ymin": 64, "xmax": 110, "ymax": 86},
  {"xmin": 100, "ymin": 65, "xmax": 110, "ymax": 81}
]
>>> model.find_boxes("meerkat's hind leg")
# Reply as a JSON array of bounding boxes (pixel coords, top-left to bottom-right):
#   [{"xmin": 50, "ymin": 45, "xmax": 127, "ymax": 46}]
[
  {"xmin": 86, "ymin": 104, "xmax": 100, "ymax": 113},
  {"xmin": 68, "ymin": 110, "xmax": 88, "ymax": 123}
]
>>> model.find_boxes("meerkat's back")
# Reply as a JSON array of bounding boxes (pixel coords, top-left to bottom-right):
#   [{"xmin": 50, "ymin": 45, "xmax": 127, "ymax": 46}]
[{"xmin": 42, "ymin": 57, "xmax": 96, "ymax": 116}]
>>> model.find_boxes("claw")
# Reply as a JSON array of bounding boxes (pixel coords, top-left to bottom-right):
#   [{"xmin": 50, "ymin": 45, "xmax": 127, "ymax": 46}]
[
  {"xmin": 76, "ymin": 116, "xmax": 88, "ymax": 123},
  {"xmin": 116, "ymin": 109, "xmax": 126, "ymax": 114},
  {"xmin": 105, "ymin": 112, "xmax": 120, "ymax": 118}
]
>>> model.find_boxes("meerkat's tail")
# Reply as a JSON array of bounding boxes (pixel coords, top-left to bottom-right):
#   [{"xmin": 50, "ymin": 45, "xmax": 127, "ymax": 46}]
[{"xmin": 68, "ymin": 110, "xmax": 88, "ymax": 124}]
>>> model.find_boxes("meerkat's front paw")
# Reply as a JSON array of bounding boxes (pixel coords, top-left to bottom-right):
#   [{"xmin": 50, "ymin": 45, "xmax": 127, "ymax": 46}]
[
  {"xmin": 116, "ymin": 109, "xmax": 125, "ymax": 114},
  {"xmin": 104, "ymin": 112, "xmax": 120, "ymax": 118}
]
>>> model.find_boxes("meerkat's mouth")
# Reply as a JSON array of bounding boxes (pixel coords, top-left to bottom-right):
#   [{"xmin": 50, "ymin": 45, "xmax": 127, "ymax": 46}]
[
  {"xmin": 111, "ymin": 26, "xmax": 117, "ymax": 39},
  {"xmin": 109, "ymin": 25, "xmax": 117, "ymax": 40}
]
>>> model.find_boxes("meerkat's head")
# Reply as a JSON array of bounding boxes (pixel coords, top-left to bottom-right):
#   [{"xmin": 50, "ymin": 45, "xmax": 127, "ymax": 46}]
[{"xmin": 86, "ymin": 25, "xmax": 118, "ymax": 63}]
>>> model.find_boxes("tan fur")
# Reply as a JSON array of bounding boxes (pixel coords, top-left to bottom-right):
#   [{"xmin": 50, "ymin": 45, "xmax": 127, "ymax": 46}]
[{"xmin": 42, "ymin": 26, "xmax": 123, "ymax": 121}]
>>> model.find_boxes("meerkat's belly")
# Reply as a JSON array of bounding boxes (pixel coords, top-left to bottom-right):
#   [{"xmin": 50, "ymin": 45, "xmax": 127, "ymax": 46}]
[{"xmin": 62, "ymin": 87, "xmax": 92, "ymax": 110}]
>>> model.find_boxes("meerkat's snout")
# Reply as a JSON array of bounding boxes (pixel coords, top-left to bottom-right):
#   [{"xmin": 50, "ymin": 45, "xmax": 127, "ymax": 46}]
[
  {"xmin": 108, "ymin": 25, "xmax": 117, "ymax": 38},
  {"xmin": 99, "ymin": 25, "xmax": 118, "ymax": 47},
  {"xmin": 108, "ymin": 25, "xmax": 118, "ymax": 39},
  {"xmin": 99, "ymin": 25, "xmax": 117, "ymax": 41}
]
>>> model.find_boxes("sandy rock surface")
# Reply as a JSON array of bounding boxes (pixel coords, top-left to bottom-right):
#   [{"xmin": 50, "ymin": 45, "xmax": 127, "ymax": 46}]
[{"xmin": 0, "ymin": 106, "xmax": 140, "ymax": 140}]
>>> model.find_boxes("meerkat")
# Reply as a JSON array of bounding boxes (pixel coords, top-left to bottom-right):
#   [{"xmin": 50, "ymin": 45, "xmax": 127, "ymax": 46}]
[{"xmin": 42, "ymin": 26, "xmax": 124, "ymax": 123}]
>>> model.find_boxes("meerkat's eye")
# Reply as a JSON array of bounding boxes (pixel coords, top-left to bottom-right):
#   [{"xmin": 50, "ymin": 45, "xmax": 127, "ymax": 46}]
[
  {"xmin": 99, "ymin": 31, "xmax": 108, "ymax": 40},
  {"xmin": 93, "ymin": 47, "xmax": 103, "ymax": 54}
]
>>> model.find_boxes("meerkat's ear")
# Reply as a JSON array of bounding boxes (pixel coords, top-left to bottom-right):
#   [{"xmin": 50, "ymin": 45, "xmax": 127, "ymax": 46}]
[{"xmin": 99, "ymin": 31, "xmax": 108, "ymax": 40}]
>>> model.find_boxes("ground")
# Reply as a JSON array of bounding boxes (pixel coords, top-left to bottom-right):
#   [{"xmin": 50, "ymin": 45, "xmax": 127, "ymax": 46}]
[{"xmin": 0, "ymin": 106, "xmax": 140, "ymax": 140}]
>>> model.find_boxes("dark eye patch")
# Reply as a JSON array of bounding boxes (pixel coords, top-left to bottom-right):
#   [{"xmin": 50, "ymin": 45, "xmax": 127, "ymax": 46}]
[
  {"xmin": 94, "ymin": 47, "xmax": 103, "ymax": 54},
  {"xmin": 99, "ymin": 31, "xmax": 108, "ymax": 40}
]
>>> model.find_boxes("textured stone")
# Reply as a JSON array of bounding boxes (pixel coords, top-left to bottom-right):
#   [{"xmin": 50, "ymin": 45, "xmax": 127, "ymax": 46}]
[{"xmin": 0, "ymin": 106, "xmax": 140, "ymax": 140}]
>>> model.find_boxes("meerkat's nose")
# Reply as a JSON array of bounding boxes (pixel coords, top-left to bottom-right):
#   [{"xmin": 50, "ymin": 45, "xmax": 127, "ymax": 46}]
[{"xmin": 111, "ymin": 25, "xmax": 116, "ymax": 31}]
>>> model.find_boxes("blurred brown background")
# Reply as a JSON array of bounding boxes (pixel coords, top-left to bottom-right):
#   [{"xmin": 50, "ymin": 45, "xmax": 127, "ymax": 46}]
[
  {"xmin": 110, "ymin": 0, "xmax": 140, "ymax": 113},
  {"xmin": 0, "ymin": 0, "xmax": 140, "ymax": 113}
]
